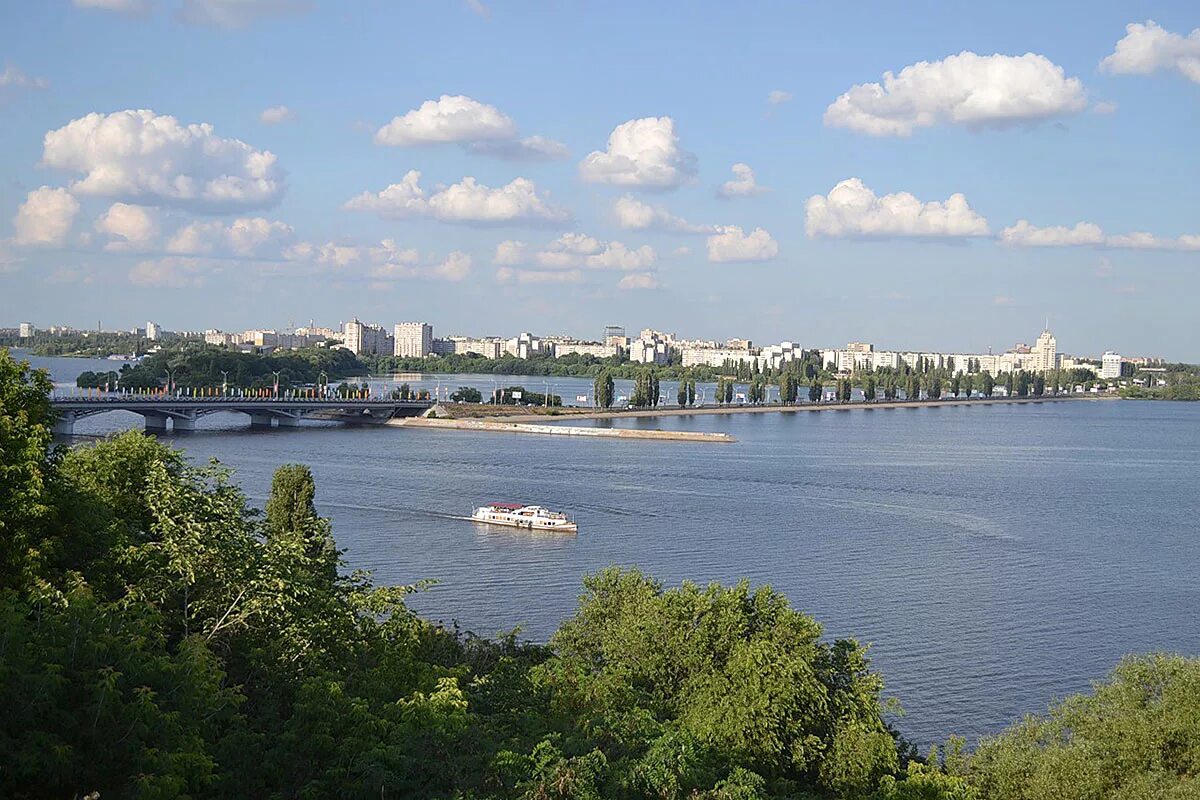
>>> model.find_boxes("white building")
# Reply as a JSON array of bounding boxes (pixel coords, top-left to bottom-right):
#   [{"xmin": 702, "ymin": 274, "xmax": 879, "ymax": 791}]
[
  {"xmin": 681, "ymin": 346, "xmax": 757, "ymax": 368},
  {"xmin": 342, "ymin": 319, "xmax": 392, "ymax": 356},
  {"xmin": 629, "ymin": 332, "xmax": 671, "ymax": 365},
  {"xmin": 18, "ymin": 322, "xmax": 34, "ymax": 338},
  {"xmin": 447, "ymin": 337, "xmax": 503, "ymax": 359},
  {"xmin": 1032, "ymin": 329, "xmax": 1058, "ymax": 373},
  {"xmin": 758, "ymin": 342, "xmax": 801, "ymax": 371},
  {"xmin": 1101, "ymin": 351, "xmax": 1123, "ymax": 379},
  {"xmin": 393, "ymin": 322, "xmax": 433, "ymax": 358},
  {"xmin": 506, "ymin": 332, "xmax": 553, "ymax": 359},
  {"xmin": 146, "ymin": 321, "xmax": 161, "ymax": 341},
  {"xmin": 555, "ymin": 341, "xmax": 622, "ymax": 359}
]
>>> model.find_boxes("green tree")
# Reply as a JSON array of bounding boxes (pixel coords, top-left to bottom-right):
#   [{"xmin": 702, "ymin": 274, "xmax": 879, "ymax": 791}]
[
  {"xmin": 450, "ymin": 386, "xmax": 483, "ymax": 403},
  {"xmin": 928, "ymin": 376, "xmax": 942, "ymax": 400},
  {"xmin": 594, "ymin": 371, "xmax": 615, "ymax": 409},
  {"xmin": 687, "ymin": 379, "xmax": 696, "ymax": 406},
  {"xmin": 864, "ymin": 375, "xmax": 877, "ymax": 403},
  {"xmin": 982, "ymin": 371, "xmax": 995, "ymax": 398},
  {"xmin": 809, "ymin": 378, "xmax": 822, "ymax": 403}
]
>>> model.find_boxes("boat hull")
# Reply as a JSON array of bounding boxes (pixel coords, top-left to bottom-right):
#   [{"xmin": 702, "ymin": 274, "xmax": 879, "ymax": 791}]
[{"xmin": 470, "ymin": 515, "xmax": 577, "ymax": 533}]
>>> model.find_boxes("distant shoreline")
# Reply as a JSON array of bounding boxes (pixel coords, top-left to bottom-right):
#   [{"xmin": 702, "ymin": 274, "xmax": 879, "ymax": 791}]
[{"xmin": 475, "ymin": 393, "xmax": 1107, "ymax": 423}]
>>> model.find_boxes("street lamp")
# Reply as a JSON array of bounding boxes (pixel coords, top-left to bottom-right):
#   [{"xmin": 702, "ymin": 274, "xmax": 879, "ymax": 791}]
[
  {"xmin": 271, "ymin": 371, "xmax": 281, "ymax": 398},
  {"xmin": 220, "ymin": 370, "xmax": 228, "ymax": 397},
  {"xmin": 164, "ymin": 370, "xmax": 173, "ymax": 397},
  {"xmin": 318, "ymin": 370, "xmax": 328, "ymax": 398}
]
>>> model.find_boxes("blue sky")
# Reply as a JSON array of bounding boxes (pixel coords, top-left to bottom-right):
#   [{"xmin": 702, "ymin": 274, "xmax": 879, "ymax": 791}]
[{"xmin": 2, "ymin": 1, "xmax": 1198, "ymax": 359}]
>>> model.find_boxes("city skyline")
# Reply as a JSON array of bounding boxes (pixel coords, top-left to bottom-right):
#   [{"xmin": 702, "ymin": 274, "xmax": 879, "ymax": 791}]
[{"xmin": 3, "ymin": 3, "xmax": 1200, "ymax": 359}]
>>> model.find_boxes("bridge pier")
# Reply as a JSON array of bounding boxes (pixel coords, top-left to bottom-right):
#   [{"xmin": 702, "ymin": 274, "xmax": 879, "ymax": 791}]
[
  {"xmin": 143, "ymin": 413, "xmax": 169, "ymax": 433},
  {"xmin": 248, "ymin": 412, "xmax": 274, "ymax": 429},
  {"xmin": 275, "ymin": 414, "xmax": 301, "ymax": 427},
  {"xmin": 53, "ymin": 411, "xmax": 77, "ymax": 436},
  {"xmin": 172, "ymin": 411, "xmax": 197, "ymax": 432}
]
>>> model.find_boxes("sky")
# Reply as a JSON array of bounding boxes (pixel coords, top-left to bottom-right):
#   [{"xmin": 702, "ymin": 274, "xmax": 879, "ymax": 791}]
[{"xmin": 2, "ymin": 1, "xmax": 1199, "ymax": 360}]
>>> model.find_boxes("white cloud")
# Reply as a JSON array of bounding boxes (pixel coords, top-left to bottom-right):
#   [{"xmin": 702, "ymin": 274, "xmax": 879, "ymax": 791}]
[
  {"xmin": 167, "ymin": 216, "xmax": 294, "ymax": 256},
  {"xmin": 259, "ymin": 105, "xmax": 294, "ymax": 124},
  {"xmin": 13, "ymin": 187, "xmax": 80, "ymax": 247},
  {"xmin": 767, "ymin": 90, "xmax": 792, "ymax": 105},
  {"xmin": 579, "ymin": 116, "xmax": 696, "ymax": 189},
  {"xmin": 178, "ymin": 0, "xmax": 309, "ymax": 28},
  {"xmin": 0, "ymin": 64, "xmax": 49, "ymax": 90},
  {"xmin": 825, "ymin": 51, "xmax": 1088, "ymax": 136},
  {"xmin": 805, "ymin": 178, "xmax": 990, "ymax": 238},
  {"xmin": 468, "ymin": 135, "xmax": 569, "ymax": 162},
  {"xmin": 1000, "ymin": 219, "xmax": 1200, "ymax": 251},
  {"xmin": 282, "ymin": 241, "xmax": 365, "ymax": 267},
  {"xmin": 95, "ymin": 203, "xmax": 159, "ymax": 251},
  {"xmin": 129, "ymin": 256, "xmax": 208, "ymax": 287},
  {"xmin": 999, "ymin": 220, "xmax": 1104, "ymax": 247},
  {"xmin": 717, "ymin": 163, "xmax": 766, "ymax": 198},
  {"xmin": 43, "ymin": 109, "xmax": 286, "ymax": 212},
  {"xmin": 612, "ymin": 195, "xmax": 713, "ymax": 234},
  {"xmin": 706, "ymin": 226, "xmax": 779, "ymax": 263},
  {"xmin": 344, "ymin": 170, "xmax": 570, "ymax": 225},
  {"xmin": 72, "ymin": 0, "xmax": 155, "ymax": 14},
  {"xmin": 617, "ymin": 272, "xmax": 659, "ymax": 290},
  {"xmin": 375, "ymin": 94, "xmax": 516, "ymax": 146},
  {"xmin": 494, "ymin": 234, "xmax": 655, "ymax": 272},
  {"xmin": 585, "ymin": 241, "xmax": 656, "ymax": 271},
  {"xmin": 496, "ymin": 266, "xmax": 583, "ymax": 285},
  {"xmin": 1100, "ymin": 20, "xmax": 1200, "ymax": 83},
  {"xmin": 373, "ymin": 251, "xmax": 472, "ymax": 283},
  {"xmin": 465, "ymin": 0, "xmax": 489, "ymax": 18}
]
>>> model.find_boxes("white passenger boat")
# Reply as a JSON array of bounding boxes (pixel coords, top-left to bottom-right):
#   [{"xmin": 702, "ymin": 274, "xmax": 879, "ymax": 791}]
[{"xmin": 471, "ymin": 503, "xmax": 578, "ymax": 533}]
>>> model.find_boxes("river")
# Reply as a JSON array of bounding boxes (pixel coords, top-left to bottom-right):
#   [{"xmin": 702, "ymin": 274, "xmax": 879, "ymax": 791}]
[{"xmin": 19, "ymin": 351, "xmax": 1200, "ymax": 748}]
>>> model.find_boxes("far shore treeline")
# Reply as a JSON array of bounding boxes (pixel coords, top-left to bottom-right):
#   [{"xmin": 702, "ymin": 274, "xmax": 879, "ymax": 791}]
[{"xmin": 2, "ymin": 344, "xmax": 1199, "ymax": 798}]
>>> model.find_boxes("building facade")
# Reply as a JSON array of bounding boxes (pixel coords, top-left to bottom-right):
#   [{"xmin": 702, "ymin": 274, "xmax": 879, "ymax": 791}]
[{"xmin": 393, "ymin": 322, "xmax": 433, "ymax": 358}]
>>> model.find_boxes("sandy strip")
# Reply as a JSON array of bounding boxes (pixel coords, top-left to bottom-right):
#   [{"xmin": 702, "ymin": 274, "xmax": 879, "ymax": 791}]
[{"xmin": 387, "ymin": 416, "xmax": 735, "ymax": 443}]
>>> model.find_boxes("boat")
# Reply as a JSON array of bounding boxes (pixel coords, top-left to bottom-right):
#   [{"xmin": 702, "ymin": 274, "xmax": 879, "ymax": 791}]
[{"xmin": 471, "ymin": 503, "xmax": 578, "ymax": 532}]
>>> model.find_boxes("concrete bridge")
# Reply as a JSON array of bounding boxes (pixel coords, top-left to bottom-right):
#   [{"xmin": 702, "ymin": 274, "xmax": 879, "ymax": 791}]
[{"xmin": 50, "ymin": 396, "xmax": 434, "ymax": 434}]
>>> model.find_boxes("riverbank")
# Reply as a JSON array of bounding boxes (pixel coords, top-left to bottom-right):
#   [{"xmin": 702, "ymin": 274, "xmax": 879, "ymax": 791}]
[
  {"xmin": 388, "ymin": 416, "xmax": 735, "ymax": 443},
  {"xmin": 446, "ymin": 393, "xmax": 1103, "ymax": 424}
]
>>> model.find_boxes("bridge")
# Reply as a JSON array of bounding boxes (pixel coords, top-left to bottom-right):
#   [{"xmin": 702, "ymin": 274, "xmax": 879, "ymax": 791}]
[{"xmin": 50, "ymin": 395, "xmax": 434, "ymax": 434}]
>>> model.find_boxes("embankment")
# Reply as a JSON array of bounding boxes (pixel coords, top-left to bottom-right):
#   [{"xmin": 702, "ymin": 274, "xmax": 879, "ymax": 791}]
[{"xmin": 387, "ymin": 416, "xmax": 734, "ymax": 443}]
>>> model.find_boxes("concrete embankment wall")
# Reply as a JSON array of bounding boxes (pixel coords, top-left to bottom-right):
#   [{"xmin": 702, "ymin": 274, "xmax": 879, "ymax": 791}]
[{"xmin": 388, "ymin": 416, "xmax": 734, "ymax": 443}]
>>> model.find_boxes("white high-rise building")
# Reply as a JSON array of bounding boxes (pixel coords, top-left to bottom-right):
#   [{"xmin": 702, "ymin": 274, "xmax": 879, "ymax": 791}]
[
  {"xmin": 393, "ymin": 322, "xmax": 433, "ymax": 358},
  {"xmin": 342, "ymin": 319, "xmax": 392, "ymax": 356},
  {"xmin": 146, "ymin": 321, "xmax": 161, "ymax": 340},
  {"xmin": 1101, "ymin": 351, "xmax": 1123, "ymax": 379},
  {"xmin": 1032, "ymin": 329, "xmax": 1058, "ymax": 373},
  {"xmin": 18, "ymin": 322, "xmax": 34, "ymax": 338}
]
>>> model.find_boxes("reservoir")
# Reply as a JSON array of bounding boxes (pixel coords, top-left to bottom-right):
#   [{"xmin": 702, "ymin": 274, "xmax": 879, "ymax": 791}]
[{"xmin": 26, "ymin": 352, "xmax": 1200, "ymax": 748}]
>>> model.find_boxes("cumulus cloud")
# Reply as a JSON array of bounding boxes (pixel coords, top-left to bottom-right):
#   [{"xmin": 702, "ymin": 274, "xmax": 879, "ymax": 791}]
[
  {"xmin": 494, "ymin": 234, "xmax": 655, "ymax": 272},
  {"xmin": 375, "ymin": 95, "xmax": 567, "ymax": 162},
  {"xmin": 42, "ymin": 109, "xmax": 286, "ymax": 212},
  {"xmin": 717, "ymin": 163, "xmax": 766, "ymax": 198},
  {"xmin": 825, "ymin": 51, "xmax": 1089, "ymax": 136},
  {"xmin": 344, "ymin": 170, "xmax": 570, "ymax": 225},
  {"xmin": 468, "ymin": 135, "xmax": 570, "ymax": 162},
  {"xmin": 129, "ymin": 256, "xmax": 208, "ymax": 288},
  {"xmin": 767, "ymin": 90, "xmax": 792, "ymax": 105},
  {"xmin": 1100, "ymin": 20, "xmax": 1200, "ymax": 83},
  {"xmin": 496, "ymin": 266, "xmax": 583, "ymax": 285},
  {"xmin": 612, "ymin": 195, "xmax": 713, "ymax": 234},
  {"xmin": 1000, "ymin": 219, "xmax": 1200, "ymax": 251},
  {"xmin": 72, "ymin": 0, "xmax": 155, "ymax": 14},
  {"xmin": 375, "ymin": 95, "xmax": 516, "ymax": 146},
  {"xmin": 95, "ymin": 203, "xmax": 159, "ymax": 251},
  {"xmin": 618, "ymin": 272, "xmax": 659, "ymax": 290},
  {"xmin": 0, "ymin": 64, "xmax": 49, "ymax": 91},
  {"xmin": 579, "ymin": 116, "xmax": 696, "ymax": 189},
  {"xmin": 167, "ymin": 216, "xmax": 294, "ymax": 256},
  {"xmin": 13, "ymin": 187, "xmax": 80, "ymax": 246},
  {"xmin": 259, "ymin": 105, "xmax": 294, "ymax": 124},
  {"xmin": 178, "ymin": 0, "xmax": 310, "ymax": 28},
  {"xmin": 805, "ymin": 178, "xmax": 990, "ymax": 239},
  {"xmin": 706, "ymin": 226, "xmax": 779, "ymax": 263},
  {"xmin": 372, "ymin": 251, "xmax": 472, "ymax": 283}
]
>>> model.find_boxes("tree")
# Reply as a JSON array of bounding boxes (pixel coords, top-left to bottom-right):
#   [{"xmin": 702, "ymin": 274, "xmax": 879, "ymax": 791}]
[
  {"xmin": 982, "ymin": 371, "xmax": 995, "ymax": 398},
  {"xmin": 594, "ymin": 371, "xmax": 614, "ymax": 409},
  {"xmin": 449, "ymin": 386, "xmax": 483, "ymax": 403},
  {"xmin": 687, "ymin": 379, "xmax": 696, "ymax": 406},
  {"xmin": 907, "ymin": 375, "xmax": 921, "ymax": 401},
  {"xmin": 928, "ymin": 376, "xmax": 942, "ymax": 400},
  {"xmin": 266, "ymin": 464, "xmax": 338, "ymax": 584},
  {"xmin": 864, "ymin": 375, "xmax": 876, "ymax": 403},
  {"xmin": 1033, "ymin": 374, "xmax": 1045, "ymax": 397},
  {"xmin": 677, "ymin": 381, "xmax": 688, "ymax": 407},
  {"xmin": 809, "ymin": 378, "xmax": 822, "ymax": 403}
]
